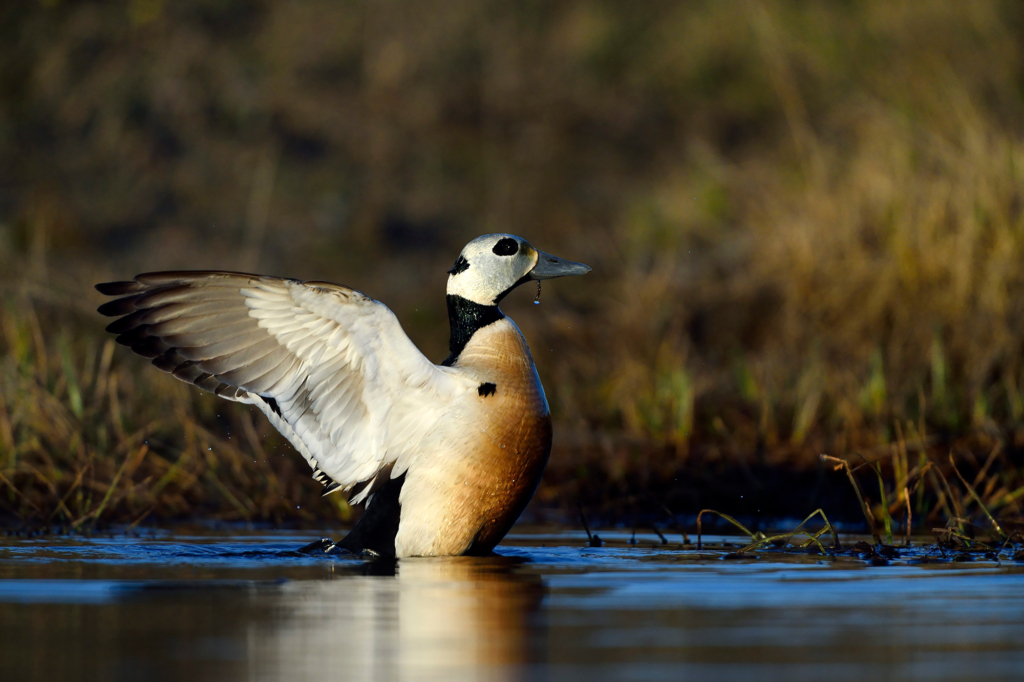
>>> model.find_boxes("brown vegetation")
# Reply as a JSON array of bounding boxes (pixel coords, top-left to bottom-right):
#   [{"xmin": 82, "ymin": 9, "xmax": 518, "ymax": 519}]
[{"xmin": 2, "ymin": 1, "xmax": 1024, "ymax": 529}]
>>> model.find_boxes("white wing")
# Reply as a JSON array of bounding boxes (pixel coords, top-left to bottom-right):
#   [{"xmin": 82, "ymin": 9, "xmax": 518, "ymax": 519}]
[{"xmin": 97, "ymin": 271, "xmax": 470, "ymax": 499}]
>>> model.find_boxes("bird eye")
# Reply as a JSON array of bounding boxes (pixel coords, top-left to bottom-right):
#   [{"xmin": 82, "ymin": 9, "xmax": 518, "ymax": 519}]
[{"xmin": 492, "ymin": 238, "xmax": 519, "ymax": 256}]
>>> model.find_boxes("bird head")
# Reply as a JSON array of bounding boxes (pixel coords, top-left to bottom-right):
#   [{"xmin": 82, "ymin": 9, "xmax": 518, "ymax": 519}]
[{"xmin": 446, "ymin": 234, "xmax": 591, "ymax": 306}]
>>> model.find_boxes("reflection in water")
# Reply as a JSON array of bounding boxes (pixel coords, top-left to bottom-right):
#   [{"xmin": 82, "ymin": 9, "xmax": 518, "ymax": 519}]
[
  {"xmin": 251, "ymin": 557, "xmax": 545, "ymax": 682},
  {"xmin": 5, "ymin": 534, "xmax": 1024, "ymax": 681}
]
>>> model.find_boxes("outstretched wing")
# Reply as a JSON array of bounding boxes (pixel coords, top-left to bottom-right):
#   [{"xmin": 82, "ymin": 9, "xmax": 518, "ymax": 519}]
[{"xmin": 96, "ymin": 271, "xmax": 468, "ymax": 500}]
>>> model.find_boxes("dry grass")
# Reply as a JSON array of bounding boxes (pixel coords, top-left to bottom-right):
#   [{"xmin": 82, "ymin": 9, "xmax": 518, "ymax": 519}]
[
  {"xmin": 0, "ymin": 297, "xmax": 353, "ymax": 527},
  {"xmin": 2, "ymin": 1, "xmax": 1024, "ymax": 526}
]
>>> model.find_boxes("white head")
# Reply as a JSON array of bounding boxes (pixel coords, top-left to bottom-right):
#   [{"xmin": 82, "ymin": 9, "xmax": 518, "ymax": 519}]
[{"xmin": 446, "ymin": 234, "xmax": 591, "ymax": 306}]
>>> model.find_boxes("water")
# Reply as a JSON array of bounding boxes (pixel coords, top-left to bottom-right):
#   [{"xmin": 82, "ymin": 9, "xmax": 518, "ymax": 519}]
[{"xmin": 1, "ymin": 529, "xmax": 1023, "ymax": 681}]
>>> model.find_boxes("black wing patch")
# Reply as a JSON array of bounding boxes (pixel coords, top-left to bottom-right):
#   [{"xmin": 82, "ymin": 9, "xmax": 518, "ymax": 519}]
[
  {"xmin": 260, "ymin": 395, "xmax": 283, "ymax": 417},
  {"xmin": 478, "ymin": 382, "xmax": 497, "ymax": 397}
]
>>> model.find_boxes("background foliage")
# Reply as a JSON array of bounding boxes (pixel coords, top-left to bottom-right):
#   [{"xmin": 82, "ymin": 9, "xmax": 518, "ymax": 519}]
[{"xmin": 2, "ymin": 0, "xmax": 1024, "ymax": 528}]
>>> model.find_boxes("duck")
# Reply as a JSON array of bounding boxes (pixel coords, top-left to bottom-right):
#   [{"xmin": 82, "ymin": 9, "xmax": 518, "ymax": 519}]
[{"xmin": 95, "ymin": 234, "xmax": 590, "ymax": 557}]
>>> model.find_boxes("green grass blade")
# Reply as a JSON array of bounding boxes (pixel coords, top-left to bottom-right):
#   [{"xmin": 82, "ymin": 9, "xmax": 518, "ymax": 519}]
[
  {"xmin": 949, "ymin": 453, "xmax": 1006, "ymax": 539},
  {"xmin": 822, "ymin": 455, "xmax": 880, "ymax": 544},
  {"xmin": 874, "ymin": 462, "xmax": 893, "ymax": 544},
  {"xmin": 697, "ymin": 509, "xmax": 753, "ymax": 550},
  {"xmin": 58, "ymin": 337, "xmax": 83, "ymax": 419}
]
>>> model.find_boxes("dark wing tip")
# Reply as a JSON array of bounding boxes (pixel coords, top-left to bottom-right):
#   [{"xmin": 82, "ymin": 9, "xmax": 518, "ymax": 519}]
[
  {"xmin": 151, "ymin": 350, "xmax": 183, "ymax": 373},
  {"xmin": 104, "ymin": 310, "xmax": 146, "ymax": 334},
  {"xmin": 95, "ymin": 281, "xmax": 144, "ymax": 296},
  {"xmin": 97, "ymin": 296, "xmax": 141, "ymax": 317},
  {"xmin": 129, "ymin": 336, "xmax": 168, "ymax": 358}
]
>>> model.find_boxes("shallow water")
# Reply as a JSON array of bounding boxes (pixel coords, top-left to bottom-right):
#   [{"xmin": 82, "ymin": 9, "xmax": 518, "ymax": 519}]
[{"xmin": 1, "ymin": 529, "xmax": 1023, "ymax": 681}]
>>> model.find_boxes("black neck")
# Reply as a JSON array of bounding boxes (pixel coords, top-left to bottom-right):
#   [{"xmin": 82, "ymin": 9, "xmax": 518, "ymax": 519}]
[{"xmin": 442, "ymin": 295, "xmax": 504, "ymax": 366}]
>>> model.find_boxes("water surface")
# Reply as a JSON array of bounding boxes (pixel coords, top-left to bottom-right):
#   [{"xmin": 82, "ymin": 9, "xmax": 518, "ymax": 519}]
[{"xmin": 1, "ymin": 529, "xmax": 1022, "ymax": 681}]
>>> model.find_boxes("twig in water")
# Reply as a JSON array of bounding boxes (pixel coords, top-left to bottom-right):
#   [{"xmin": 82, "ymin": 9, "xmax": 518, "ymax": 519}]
[
  {"xmin": 821, "ymin": 454, "xmax": 881, "ymax": 544},
  {"xmin": 650, "ymin": 523, "xmax": 668, "ymax": 545},
  {"xmin": 628, "ymin": 503, "xmax": 637, "ymax": 545},
  {"xmin": 648, "ymin": 494, "xmax": 690, "ymax": 543},
  {"xmin": 903, "ymin": 486, "xmax": 912, "ymax": 546},
  {"xmin": 872, "ymin": 462, "xmax": 894, "ymax": 544},
  {"xmin": 994, "ymin": 530, "xmax": 1022, "ymax": 560},
  {"xmin": 934, "ymin": 521, "xmax": 994, "ymax": 551},
  {"xmin": 931, "ymin": 528, "xmax": 950, "ymax": 556},
  {"xmin": 931, "ymin": 459, "xmax": 965, "ymax": 532},
  {"xmin": 576, "ymin": 501, "xmax": 602, "ymax": 547},
  {"xmin": 949, "ymin": 452, "xmax": 1006, "ymax": 539},
  {"xmin": 737, "ymin": 508, "xmax": 839, "ymax": 555},
  {"xmin": 697, "ymin": 509, "xmax": 753, "ymax": 550}
]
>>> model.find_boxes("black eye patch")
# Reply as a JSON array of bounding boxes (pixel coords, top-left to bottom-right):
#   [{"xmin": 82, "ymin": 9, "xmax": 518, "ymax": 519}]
[
  {"xmin": 492, "ymin": 238, "xmax": 519, "ymax": 256},
  {"xmin": 448, "ymin": 255, "xmax": 470, "ymax": 275}
]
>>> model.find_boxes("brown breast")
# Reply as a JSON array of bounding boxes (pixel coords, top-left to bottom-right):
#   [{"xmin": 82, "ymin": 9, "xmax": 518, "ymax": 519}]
[{"xmin": 440, "ymin": 319, "xmax": 553, "ymax": 554}]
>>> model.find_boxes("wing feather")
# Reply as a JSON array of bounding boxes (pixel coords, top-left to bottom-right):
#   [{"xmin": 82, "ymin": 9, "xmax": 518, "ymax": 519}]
[
  {"xmin": 150, "ymin": 313, "xmax": 254, "ymax": 337},
  {"xmin": 144, "ymin": 301, "xmax": 247, "ymax": 325},
  {"xmin": 96, "ymin": 271, "xmax": 470, "ymax": 496}
]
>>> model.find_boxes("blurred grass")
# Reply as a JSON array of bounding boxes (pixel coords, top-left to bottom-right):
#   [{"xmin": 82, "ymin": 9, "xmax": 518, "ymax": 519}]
[
  {"xmin": 0, "ymin": 297, "xmax": 353, "ymax": 526},
  {"xmin": 2, "ymin": 0, "xmax": 1024, "ymax": 527}
]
